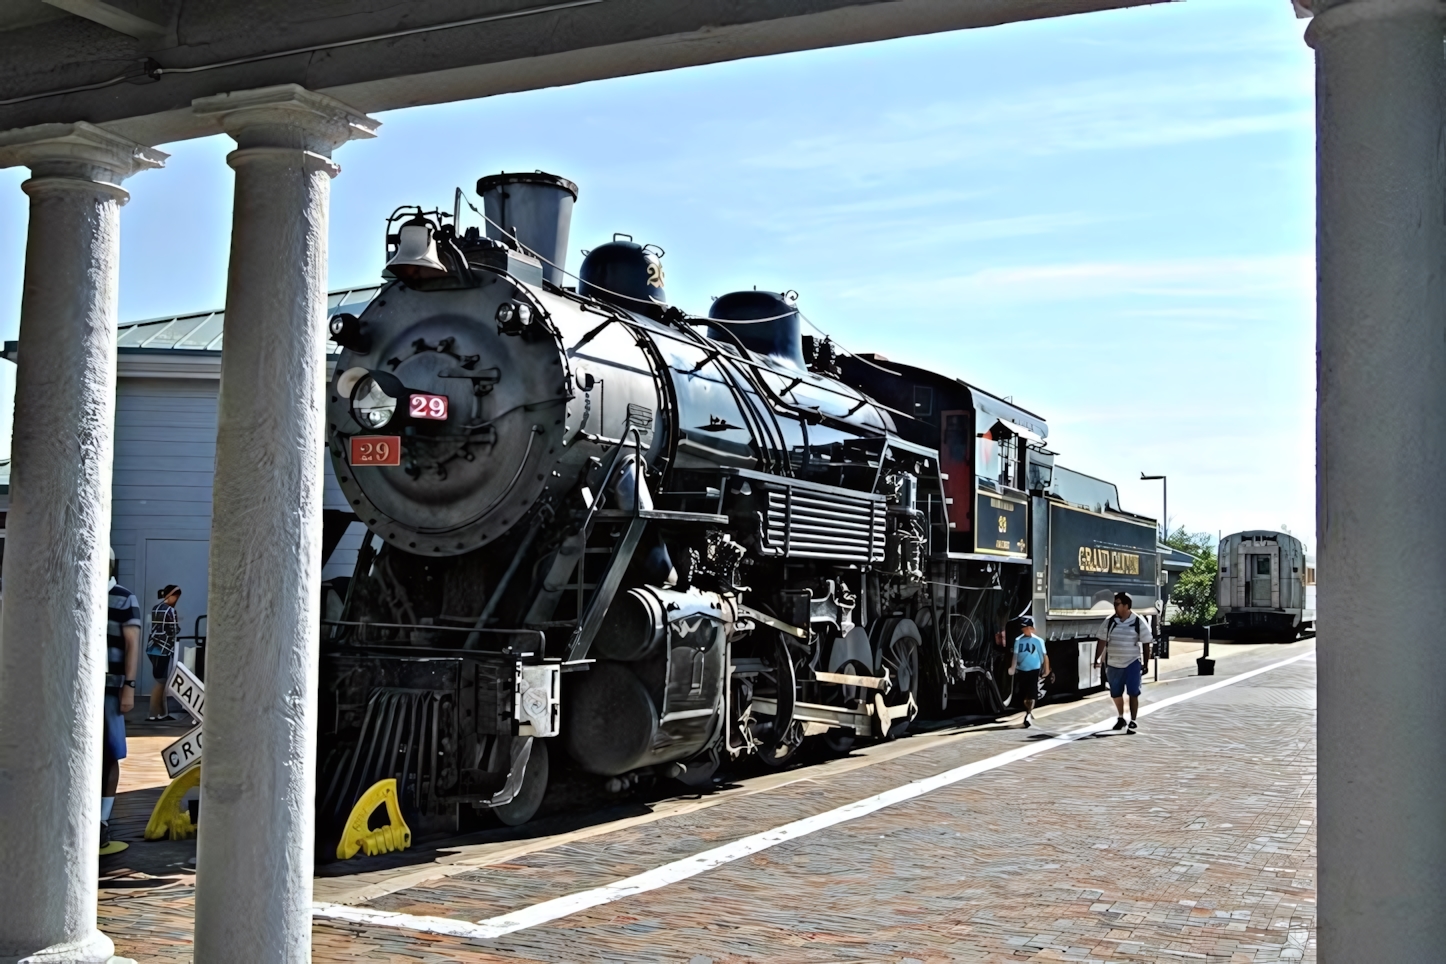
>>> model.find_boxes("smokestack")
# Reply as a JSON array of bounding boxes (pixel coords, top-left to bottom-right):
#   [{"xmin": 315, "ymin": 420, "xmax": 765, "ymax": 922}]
[{"xmin": 476, "ymin": 172, "xmax": 578, "ymax": 286}]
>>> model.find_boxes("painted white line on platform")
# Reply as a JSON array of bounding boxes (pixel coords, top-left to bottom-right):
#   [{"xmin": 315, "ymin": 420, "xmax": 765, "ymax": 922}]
[{"xmin": 314, "ymin": 647, "xmax": 1316, "ymax": 942}]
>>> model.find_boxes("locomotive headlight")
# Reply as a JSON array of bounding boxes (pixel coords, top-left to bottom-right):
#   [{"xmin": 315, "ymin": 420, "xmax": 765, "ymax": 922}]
[
  {"xmin": 496, "ymin": 301, "xmax": 533, "ymax": 335},
  {"xmin": 351, "ymin": 374, "xmax": 399, "ymax": 429}
]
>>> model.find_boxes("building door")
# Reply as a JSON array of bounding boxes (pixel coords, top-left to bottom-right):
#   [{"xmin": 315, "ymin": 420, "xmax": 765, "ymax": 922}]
[{"xmin": 137, "ymin": 538, "xmax": 210, "ymax": 696}]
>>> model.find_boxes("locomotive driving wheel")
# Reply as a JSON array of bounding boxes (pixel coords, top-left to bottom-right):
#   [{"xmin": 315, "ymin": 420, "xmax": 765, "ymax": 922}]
[
  {"xmin": 757, "ymin": 720, "xmax": 806, "ymax": 768},
  {"xmin": 875, "ymin": 618, "xmax": 922, "ymax": 740},
  {"xmin": 756, "ymin": 637, "xmax": 801, "ymax": 768},
  {"xmin": 912, "ymin": 607, "xmax": 952, "ymax": 718}
]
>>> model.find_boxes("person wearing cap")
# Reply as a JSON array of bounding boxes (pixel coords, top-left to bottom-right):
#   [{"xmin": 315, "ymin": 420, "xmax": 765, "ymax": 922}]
[
  {"xmin": 146, "ymin": 584, "xmax": 182, "ymax": 721},
  {"xmin": 1093, "ymin": 591, "xmax": 1154, "ymax": 732},
  {"xmin": 1009, "ymin": 616, "xmax": 1049, "ymax": 728},
  {"xmin": 102, "ymin": 548, "xmax": 142, "ymax": 855}
]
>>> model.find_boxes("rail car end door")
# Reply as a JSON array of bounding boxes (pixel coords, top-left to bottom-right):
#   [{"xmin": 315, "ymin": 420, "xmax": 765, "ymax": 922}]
[{"xmin": 1238, "ymin": 541, "xmax": 1281, "ymax": 609}]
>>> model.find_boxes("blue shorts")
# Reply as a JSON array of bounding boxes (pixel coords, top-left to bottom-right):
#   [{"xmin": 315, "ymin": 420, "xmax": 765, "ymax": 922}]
[
  {"xmin": 1106, "ymin": 661, "xmax": 1143, "ymax": 698},
  {"xmin": 103, "ymin": 692, "xmax": 127, "ymax": 762}
]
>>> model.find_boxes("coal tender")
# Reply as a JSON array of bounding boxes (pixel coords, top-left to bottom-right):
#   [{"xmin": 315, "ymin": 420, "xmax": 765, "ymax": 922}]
[{"xmin": 318, "ymin": 171, "xmax": 1159, "ymax": 844}]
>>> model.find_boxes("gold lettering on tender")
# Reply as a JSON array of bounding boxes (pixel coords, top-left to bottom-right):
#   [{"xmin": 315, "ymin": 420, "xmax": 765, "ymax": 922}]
[
  {"xmin": 996, "ymin": 539, "xmax": 1011, "ymax": 550},
  {"xmin": 1077, "ymin": 546, "xmax": 1141, "ymax": 574},
  {"xmin": 998, "ymin": 514, "xmax": 1008, "ymax": 533},
  {"xmin": 990, "ymin": 498, "xmax": 1015, "ymax": 512}
]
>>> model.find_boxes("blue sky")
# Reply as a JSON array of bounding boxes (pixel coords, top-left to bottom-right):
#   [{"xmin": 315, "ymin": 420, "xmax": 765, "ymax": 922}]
[{"xmin": 0, "ymin": 0, "xmax": 1316, "ymax": 547}]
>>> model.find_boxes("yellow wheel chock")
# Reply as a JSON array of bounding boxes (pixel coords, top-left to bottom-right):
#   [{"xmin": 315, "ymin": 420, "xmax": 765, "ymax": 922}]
[
  {"xmin": 144, "ymin": 764, "xmax": 200, "ymax": 841},
  {"xmin": 336, "ymin": 778, "xmax": 411, "ymax": 861}
]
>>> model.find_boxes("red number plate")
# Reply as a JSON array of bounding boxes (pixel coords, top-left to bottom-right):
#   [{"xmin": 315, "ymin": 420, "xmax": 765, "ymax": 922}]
[
  {"xmin": 409, "ymin": 393, "xmax": 449, "ymax": 421},
  {"xmin": 350, "ymin": 436, "xmax": 401, "ymax": 466}
]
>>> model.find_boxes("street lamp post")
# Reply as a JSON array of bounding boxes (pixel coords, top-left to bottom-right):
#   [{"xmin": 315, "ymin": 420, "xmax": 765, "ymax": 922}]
[
  {"xmin": 1141, "ymin": 473, "xmax": 1167, "ymax": 682},
  {"xmin": 1141, "ymin": 473, "xmax": 1166, "ymax": 541}
]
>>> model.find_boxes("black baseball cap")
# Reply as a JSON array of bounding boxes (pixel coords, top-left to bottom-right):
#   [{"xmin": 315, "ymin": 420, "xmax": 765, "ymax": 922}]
[{"xmin": 1020, "ymin": 616, "xmax": 1034, "ymax": 627}]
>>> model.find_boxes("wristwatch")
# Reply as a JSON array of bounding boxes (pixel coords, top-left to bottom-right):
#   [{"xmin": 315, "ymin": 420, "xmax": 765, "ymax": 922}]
[{"xmin": 122, "ymin": 679, "xmax": 137, "ymax": 689}]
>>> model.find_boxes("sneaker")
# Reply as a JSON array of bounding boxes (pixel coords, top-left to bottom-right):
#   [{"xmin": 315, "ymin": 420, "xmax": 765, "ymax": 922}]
[
  {"xmin": 1112, "ymin": 717, "xmax": 1127, "ymax": 731},
  {"xmin": 1128, "ymin": 719, "xmax": 1138, "ymax": 732},
  {"xmin": 1022, "ymin": 715, "xmax": 1032, "ymax": 729},
  {"xmin": 145, "ymin": 715, "xmax": 162, "ymax": 722},
  {"xmin": 99, "ymin": 821, "xmax": 128, "ymax": 856},
  {"xmin": 161, "ymin": 714, "xmax": 176, "ymax": 721}
]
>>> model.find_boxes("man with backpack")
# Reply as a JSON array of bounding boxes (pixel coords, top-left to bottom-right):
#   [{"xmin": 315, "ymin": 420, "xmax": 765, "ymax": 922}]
[{"xmin": 1093, "ymin": 591, "xmax": 1153, "ymax": 732}]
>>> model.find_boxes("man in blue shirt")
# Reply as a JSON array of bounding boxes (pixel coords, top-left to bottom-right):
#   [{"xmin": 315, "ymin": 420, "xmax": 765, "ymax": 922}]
[{"xmin": 1010, "ymin": 616, "xmax": 1050, "ymax": 728}]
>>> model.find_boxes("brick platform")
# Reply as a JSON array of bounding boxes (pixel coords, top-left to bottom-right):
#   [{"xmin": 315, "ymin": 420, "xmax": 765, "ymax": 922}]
[{"xmin": 98, "ymin": 641, "xmax": 1317, "ymax": 962}]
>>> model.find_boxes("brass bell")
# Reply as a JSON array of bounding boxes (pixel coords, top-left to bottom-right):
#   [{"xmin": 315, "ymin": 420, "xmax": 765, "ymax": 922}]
[{"xmin": 384, "ymin": 218, "xmax": 448, "ymax": 282}]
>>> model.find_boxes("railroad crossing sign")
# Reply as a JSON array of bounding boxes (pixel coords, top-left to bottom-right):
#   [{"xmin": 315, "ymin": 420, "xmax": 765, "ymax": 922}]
[{"xmin": 162, "ymin": 662, "xmax": 205, "ymax": 779}]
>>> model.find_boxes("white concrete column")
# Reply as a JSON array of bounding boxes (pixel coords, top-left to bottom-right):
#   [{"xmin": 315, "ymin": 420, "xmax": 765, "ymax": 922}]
[
  {"xmin": 1310, "ymin": 1, "xmax": 1446, "ymax": 959},
  {"xmin": 190, "ymin": 85, "xmax": 376, "ymax": 963},
  {"xmin": 0, "ymin": 124, "xmax": 164, "ymax": 964}
]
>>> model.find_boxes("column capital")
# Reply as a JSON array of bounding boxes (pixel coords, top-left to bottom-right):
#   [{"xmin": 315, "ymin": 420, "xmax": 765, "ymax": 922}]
[
  {"xmin": 0, "ymin": 121, "xmax": 167, "ymax": 185},
  {"xmin": 1307, "ymin": 0, "xmax": 1445, "ymax": 44},
  {"xmin": 193, "ymin": 84, "xmax": 379, "ymax": 155}
]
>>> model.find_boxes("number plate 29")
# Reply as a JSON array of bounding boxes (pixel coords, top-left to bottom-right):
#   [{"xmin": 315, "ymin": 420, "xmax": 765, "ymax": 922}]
[
  {"xmin": 409, "ymin": 393, "xmax": 448, "ymax": 420},
  {"xmin": 350, "ymin": 436, "xmax": 401, "ymax": 466}
]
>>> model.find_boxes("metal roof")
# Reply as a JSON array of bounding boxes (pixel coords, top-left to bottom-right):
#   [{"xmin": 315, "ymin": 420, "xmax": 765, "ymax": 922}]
[{"xmin": 114, "ymin": 285, "xmax": 382, "ymax": 353}]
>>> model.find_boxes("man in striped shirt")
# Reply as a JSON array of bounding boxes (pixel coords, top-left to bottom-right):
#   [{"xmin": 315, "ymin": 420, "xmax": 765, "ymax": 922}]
[
  {"xmin": 102, "ymin": 549, "xmax": 142, "ymax": 855},
  {"xmin": 1093, "ymin": 591, "xmax": 1154, "ymax": 733}
]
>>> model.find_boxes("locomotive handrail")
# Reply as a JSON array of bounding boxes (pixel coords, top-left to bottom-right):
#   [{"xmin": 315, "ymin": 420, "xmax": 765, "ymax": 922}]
[
  {"xmin": 679, "ymin": 324, "xmax": 897, "ymax": 438},
  {"xmin": 580, "ymin": 426, "xmax": 647, "ymax": 532},
  {"xmin": 465, "ymin": 507, "xmax": 550, "ymax": 648},
  {"xmin": 593, "ymin": 301, "xmax": 896, "ymax": 445},
  {"xmin": 322, "ymin": 619, "xmax": 546, "ymax": 649},
  {"xmin": 321, "ymin": 619, "xmax": 531, "ymax": 633},
  {"xmin": 592, "ymin": 508, "xmax": 728, "ymax": 524},
  {"xmin": 565, "ymin": 427, "xmax": 648, "ymax": 662}
]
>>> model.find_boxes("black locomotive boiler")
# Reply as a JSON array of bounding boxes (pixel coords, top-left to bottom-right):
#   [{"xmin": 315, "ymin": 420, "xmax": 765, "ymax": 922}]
[{"xmin": 316, "ymin": 171, "xmax": 1162, "ymax": 841}]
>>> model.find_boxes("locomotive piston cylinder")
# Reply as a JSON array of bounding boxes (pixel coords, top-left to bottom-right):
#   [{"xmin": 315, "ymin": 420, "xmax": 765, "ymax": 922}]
[{"xmin": 565, "ymin": 587, "xmax": 730, "ymax": 776}]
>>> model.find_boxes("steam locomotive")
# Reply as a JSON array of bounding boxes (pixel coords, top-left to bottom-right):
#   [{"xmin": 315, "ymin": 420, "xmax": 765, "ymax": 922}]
[{"xmin": 316, "ymin": 172, "xmax": 1164, "ymax": 840}]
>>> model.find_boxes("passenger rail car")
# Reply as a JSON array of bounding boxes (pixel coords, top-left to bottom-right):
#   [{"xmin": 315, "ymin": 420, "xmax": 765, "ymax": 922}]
[
  {"xmin": 1217, "ymin": 530, "xmax": 1315, "ymax": 642},
  {"xmin": 315, "ymin": 172, "xmax": 1162, "ymax": 843}
]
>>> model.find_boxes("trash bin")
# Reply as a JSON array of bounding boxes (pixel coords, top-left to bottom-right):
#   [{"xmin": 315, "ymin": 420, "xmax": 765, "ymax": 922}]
[{"xmin": 1197, "ymin": 656, "xmax": 1215, "ymax": 676}]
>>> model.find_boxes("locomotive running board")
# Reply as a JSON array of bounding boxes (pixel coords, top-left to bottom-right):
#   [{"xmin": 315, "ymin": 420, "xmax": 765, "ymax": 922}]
[{"xmin": 748, "ymin": 697, "xmax": 870, "ymax": 732}]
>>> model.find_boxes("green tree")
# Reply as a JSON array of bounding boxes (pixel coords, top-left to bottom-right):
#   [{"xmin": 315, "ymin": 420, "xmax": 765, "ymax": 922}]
[{"xmin": 1164, "ymin": 526, "xmax": 1218, "ymax": 625}]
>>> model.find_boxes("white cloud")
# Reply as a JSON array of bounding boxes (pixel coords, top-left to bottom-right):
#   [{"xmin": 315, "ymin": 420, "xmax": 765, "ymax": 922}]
[
  {"xmin": 732, "ymin": 67, "xmax": 1313, "ymax": 181},
  {"xmin": 833, "ymin": 254, "xmax": 1314, "ymax": 306}
]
